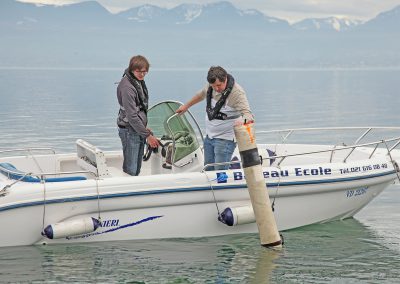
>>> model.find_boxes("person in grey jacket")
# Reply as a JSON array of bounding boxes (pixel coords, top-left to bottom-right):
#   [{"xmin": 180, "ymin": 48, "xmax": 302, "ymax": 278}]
[
  {"xmin": 176, "ymin": 66, "xmax": 253, "ymax": 171},
  {"xmin": 117, "ymin": 55, "xmax": 159, "ymax": 176}
]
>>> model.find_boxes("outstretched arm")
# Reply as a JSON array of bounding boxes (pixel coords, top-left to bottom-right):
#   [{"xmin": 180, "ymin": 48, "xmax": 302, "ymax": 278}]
[{"xmin": 176, "ymin": 91, "xmax": 205, "ymax": 114}]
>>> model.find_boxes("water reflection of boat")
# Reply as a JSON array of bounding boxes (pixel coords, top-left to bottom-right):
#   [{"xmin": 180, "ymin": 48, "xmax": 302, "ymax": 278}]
[
  {"xmin": 4, "ymin": 220, "xmax": 396, "ymax": 283},
  {"xmin": 0, "ymin": 101, "xmax": 399, "ymax": 247}
]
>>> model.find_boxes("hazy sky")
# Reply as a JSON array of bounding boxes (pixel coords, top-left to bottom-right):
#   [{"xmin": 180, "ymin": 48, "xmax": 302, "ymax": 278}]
[{"xmin": 18, "ymin": 0, "xmax": 400, "ymax": 23}]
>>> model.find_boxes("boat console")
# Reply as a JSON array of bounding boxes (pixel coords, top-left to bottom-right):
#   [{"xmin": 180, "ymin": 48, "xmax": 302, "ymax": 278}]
[
  {"xmin": 145, "ymin": 101, "xmax": 204, "ymax": 174},
  {"xmin": 70, "ymin": 101, "xmax": 205, "ymax": 178}
]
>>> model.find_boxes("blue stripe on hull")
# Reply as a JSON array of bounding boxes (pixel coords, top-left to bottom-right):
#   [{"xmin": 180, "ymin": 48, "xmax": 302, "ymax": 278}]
[{"xmin": 0, "ymin": 170, "xmax": 395, "ymax": 213}]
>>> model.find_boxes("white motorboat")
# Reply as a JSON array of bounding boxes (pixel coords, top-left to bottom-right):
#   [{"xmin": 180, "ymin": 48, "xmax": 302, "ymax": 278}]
[{"xmin": 0, "ymin": 101, "xmax": 399, "ymax": 248}]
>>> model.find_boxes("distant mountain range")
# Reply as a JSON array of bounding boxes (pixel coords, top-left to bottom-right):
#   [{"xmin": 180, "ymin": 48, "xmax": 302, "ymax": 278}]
[
  {"xmin": 0, "ymin": 0, "xmax": 399, "ymax": 68},
  {"xmin": 115, "ymin": 2, "xmax": 291, "ymax": 32},
  {"xmin": 3, "ymin": 0, "xmax": 400, "ymax": 32}
]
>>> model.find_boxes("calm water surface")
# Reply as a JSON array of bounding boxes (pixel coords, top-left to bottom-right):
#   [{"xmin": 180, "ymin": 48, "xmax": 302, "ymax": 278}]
[{"xmin": 0, "ymin": 68, "xmax": 399, "ymax": 283}]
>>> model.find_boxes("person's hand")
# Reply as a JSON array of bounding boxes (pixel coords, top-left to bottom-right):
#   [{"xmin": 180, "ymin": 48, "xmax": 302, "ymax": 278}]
[
  {"xmin": 176, "ymin": 104, "xmax": 189, "ymax": 115},
  {"xmin": 244, "ymin": 119, "xmax": 254, "ymax": 125},
  {"xmin": 243, "ymin": 114, "xmax": 255, "ymax": 125},
  {"xmin": 147, "ymin": 135, "xmax": 160, "ymax": 148}
]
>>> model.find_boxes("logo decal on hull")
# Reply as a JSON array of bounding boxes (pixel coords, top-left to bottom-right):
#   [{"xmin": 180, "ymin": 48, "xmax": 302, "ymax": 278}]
[{"xmin": 66, "ymin": 215, "xmax": 163, "ymax": 240}]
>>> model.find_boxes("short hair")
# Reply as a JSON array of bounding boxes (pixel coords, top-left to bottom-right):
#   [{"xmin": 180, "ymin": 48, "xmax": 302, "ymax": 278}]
[
  {"xmin": 207, "ymin": 66, "xmax": 227, "ymax": 84},
  {"xmin": 129, "ymin": 55, "xmax": 150, "ymax": 72}
]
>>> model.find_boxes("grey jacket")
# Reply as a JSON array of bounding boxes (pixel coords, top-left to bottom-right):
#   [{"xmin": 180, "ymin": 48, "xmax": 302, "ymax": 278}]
[{"xmin": 116, "ymin": 73, "xmax": 150, "ymax": 139}]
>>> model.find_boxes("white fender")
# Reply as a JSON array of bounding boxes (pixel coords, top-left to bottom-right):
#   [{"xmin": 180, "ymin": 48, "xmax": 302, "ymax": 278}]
[
  {"xmin": 42, "ymin": 217, "xmax": 100, "ymax": 239},
  {"xmin": 219, "ymin": 205, "xmax": 256, "ymax": 226}
]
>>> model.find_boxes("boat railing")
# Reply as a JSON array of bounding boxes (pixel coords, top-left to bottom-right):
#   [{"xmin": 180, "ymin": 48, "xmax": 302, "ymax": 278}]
[
  {"xmin": 0, "ymin": 146, "xmax": 101, "ymax": 189},
  {"xmin": 0, "ymin": 165, "xmax": 101, "ymax": 197},
  {"xmin": 202, "ymin": 133, "xmax": 400, "ymax": 171},
  {"xmin": 37, "ymin": 170, "xmax": 99, "ymax": 180},
  {"xmin": 0, "ymin": 147, "xmax": 56, "ymax": 156},
  {"xmin": 0, "ymin": 165, "xmax": 100, "ymax": 197},
  {"xmin": 257, "ymin": 126, "xmax": 400, "ymax": 145},
  {"xmin": 273, "ymin": 136, "xmax": 400, "ymax": 166},
  {"xmin": 0, "ymin": 147, "xmax": 59, "ymax": 181},
  {"xmin": 257, "ymin": 126, "xmax": 400, "ymax": 162},
  {"xmin": 0, "ymin": 167, "xmax": 97, "ymax": 179}
]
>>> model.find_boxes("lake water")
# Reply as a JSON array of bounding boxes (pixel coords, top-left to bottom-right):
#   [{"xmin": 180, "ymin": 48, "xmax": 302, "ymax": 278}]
[{"xmin": 0, "ymin": 68, "xmax": 399, "ymax": 283}]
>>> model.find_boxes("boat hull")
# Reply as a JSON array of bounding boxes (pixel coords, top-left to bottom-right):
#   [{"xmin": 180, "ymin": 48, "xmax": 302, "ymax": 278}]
[{"xmin": 0, "ymin": 158, "xmax": 395, "ymax": 247}]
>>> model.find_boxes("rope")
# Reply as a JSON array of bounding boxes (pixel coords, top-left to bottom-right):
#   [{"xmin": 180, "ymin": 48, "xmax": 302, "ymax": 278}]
[
  {"xmin": 261, "ymin": 156, "xmax": 281, "ymax": 212},
  {"xmin": 28, "ymin": 149, "xmax": 44, "ymax": 173},
  {"xmin": 41, "ymin": 177, "xmax": 47, "ymax": 233},
  {"xmin": 203, "ymin": 171, "xmax": 222, "ymax": 217},
  {"xmin": 95, "ymin": 177, "xmax": 101, "ymax": 221},
  {"xmin": 384, "ymin": 140, "xmax": 400, "ymax": 183},
  {"xmin": 271, "ymin": 165, "xmax": 282, "ymax": 212},
  {"xmin": 0, "ymin": 172, "xmax": 34, "ymax": 196},
  {"xmin": 204, "ymin": 155, "xmax": 282, "ymax": 217}
]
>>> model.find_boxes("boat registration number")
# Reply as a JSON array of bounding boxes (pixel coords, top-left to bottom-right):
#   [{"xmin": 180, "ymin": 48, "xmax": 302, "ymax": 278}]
[{"xmin": 346, "ymin": 187, "xmax": 368, "ymax": 198}]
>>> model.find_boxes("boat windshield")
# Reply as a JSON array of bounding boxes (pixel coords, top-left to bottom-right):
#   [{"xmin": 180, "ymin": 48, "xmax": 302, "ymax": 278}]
[{"xmin": 147, "ymin": 101, "xmax": 201, "ymax": 163}]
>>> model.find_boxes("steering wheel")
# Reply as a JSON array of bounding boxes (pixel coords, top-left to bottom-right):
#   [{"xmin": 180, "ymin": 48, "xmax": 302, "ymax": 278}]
[
  {"xmin": 143, "ymin": 139, "xmax": 174, "ymax": 161},
  {"xmin": 143, "ymin": 142, "xmax": 159, "ymax": 161},
  {"xmin": 173, "ymin": 131, "xmax": 188, "ymax": 141}
]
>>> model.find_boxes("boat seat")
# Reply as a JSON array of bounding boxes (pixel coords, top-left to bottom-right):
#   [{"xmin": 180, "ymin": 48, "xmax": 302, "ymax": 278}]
[
  {"xmin": 0, "ymin": 163, "xmax": 87, "ymax": 183},
  {"xmin": 76, "ymin": 139, "xmax": 110, "ymax": 178}
]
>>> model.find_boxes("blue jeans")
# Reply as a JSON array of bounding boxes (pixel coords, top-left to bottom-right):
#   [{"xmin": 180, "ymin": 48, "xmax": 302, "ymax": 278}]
[
  {"xmin": 204, "ymin": 136, "xmax": 236, "ymax": 171},
  {"xmin": 118, "ymin": 127, "xmax": 145, "ymax": 176}
]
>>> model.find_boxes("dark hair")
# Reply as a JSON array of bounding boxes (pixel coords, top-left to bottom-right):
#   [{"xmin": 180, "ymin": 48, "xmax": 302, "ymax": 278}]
[
  {"xmin": 207, "ymin": 66, "xmax": 227, "ymax": 84},
  {"xmin": 129, "ymin": 55, "xmax": 150, "ymax": 72}
]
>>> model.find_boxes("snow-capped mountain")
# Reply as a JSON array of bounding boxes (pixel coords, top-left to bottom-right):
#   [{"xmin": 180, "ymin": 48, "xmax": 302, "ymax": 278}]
[
  {"xmin": 116, "ymin": 1, "xmax": 289, "ymax": 30},
  {"xmin": 293, "ymin": 17, "xmax": 363, "ymax": 32},
  {"xmin": 0, "ymin": 0, "xmax": 399, "ymax": 68},
  {"xmin": 172, "ymin": 4, "xmax": 203, "ymax": 24},
  {"xmin": 361, "ymin": 4, "xmax": 400, "ymax": 32},
  {"xmin": 2, "ymin": 0, "xmax": 398, "ymax": 33},
  {"xmin": 0, "ymin": 0, "xmax": 116, "ymax": 29},
  {"xmin": 117, "ymin": 4, "xmax": 168, "ymax": 23}
]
